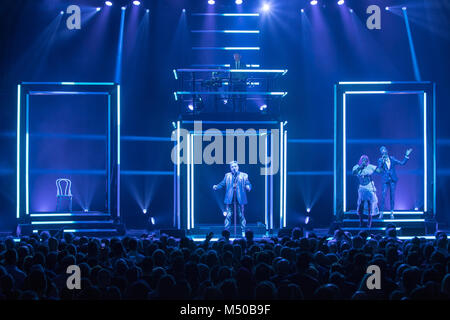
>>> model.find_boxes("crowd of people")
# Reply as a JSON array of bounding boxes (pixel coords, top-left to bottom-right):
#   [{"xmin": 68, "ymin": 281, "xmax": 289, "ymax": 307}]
[{"xmin": 0, "ymin": 226, "xmax": 449, "ymax": 300}]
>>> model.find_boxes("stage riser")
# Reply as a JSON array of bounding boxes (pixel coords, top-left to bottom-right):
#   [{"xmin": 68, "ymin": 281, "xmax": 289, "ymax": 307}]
[
  {"xmin": 342, "ymin": 220, "xmax": 426, "ymax": 228},
  {"xmin": 344, "ymin": 213, "xmax": 424, "ymax": 220}
]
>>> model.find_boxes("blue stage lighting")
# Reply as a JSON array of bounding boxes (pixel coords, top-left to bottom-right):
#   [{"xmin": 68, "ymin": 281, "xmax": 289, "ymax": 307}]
[
  {"xmin": 133, "ymin": 0, "xmax": 141, "ymax": 6},
  {"xmin": 349, "ymin": 8, "xmax": 353, "ymax": 13},
  {"xmin": 259, "ymin": 104, "xmax": 267, "ymax": 111},
  {"xmin": 150, "ymin": 217, "xmax": 156, "ymax": 225},
  {"xmin": 208, "ymin": 0, "xmax": 215, "ymax": 5},
  {"xmin": 96, "ymin": 7, "xmax": 101, "ymax": 11},
  {"xmin": 307, "ymin": 207, "xmax": 311, "ymax": 213},
  {"xmin": 143, "ymin": 208, "xmax": 147, "ymax": 214},
  {"xmin": 236, "ymin": 0, "xmax": 243, "ymax": 4},
  {"xmin": 146, "ymin": 9, "xmax": 149, "ymax": 13},
  {"xmin": 188, "ymin": 104, "xmax": 194, "ymax": 111},
  {"xmin": 60, "ymin": 11, "xmax": 64, "ymax": 15},
  {"xmin": 310, "ymin": 0, "xmax": 318, "ymax": 5},
  {"xmin": 301, "ymin": 9, "xmax": 304, "ymax": 13},
  {"xmin": 84, "ymin": 209, "xmax": 89, "ymax": 213},
  {"xmin": 182, "ymin": 9, "xmax": 186, "ymax": 12},
  {"xmin": 402, "ymin": 7, "xmax": 407, "ymax": 10},
  {"xmin": 338, "ymin": 0, "xmax": 344, "ymax": 5},
  {"xmin": 305, "ymin": 216, "xmax": 310, "ymax": 224},
  {"xmin": 121, "ymin": 6, "xmax": 126, "ymax": 10},
  {"xmin": 105, "ymin": 1, "xmax": 112, "ymax": 6},
  {"xmin": 385, "ymin": 6, "xmax": 389, "ymax": 11},
  {"xmin": 262, "ymin": 3, "xmax": 270, "ymax": 12}
]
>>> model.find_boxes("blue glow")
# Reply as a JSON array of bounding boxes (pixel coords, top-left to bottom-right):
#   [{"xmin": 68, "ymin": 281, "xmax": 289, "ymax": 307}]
[
  {"xmin": 338, "ymin": 0, "xmax": 344, "ymax": 5},
  {"xmin": 339, "ymin": 81, "xmax": 392, "ymax": 84},
  {"xmin": 381, "ymin": 219, "xmax": 425, "ymax": 222},
  {"xmin": 16, "ymin": 85, "xmax": 21, "ymax": 219},
  {"xmin": 259, "ymin": 104, "xmax": 267, "ymax": 111},
  {"xmin": 280, "ymin": 122, "xmax": 284, "ymax": 227},
  {"xmin": 192, "ymin": 47, "xmax": 260, "ymax": 50},
  {"xmin": 31, "ymin": 221, "xmax": 77, "ymax": 225},
  {"xmin": 424, "ymin": 93, "xmax": 427, "ymax": 211},
  {"xmin": 117, "ymin": 85, "xmax": 121, "ymax": 165},
  {"xmin": 105, "ymin": 1, "xmax": 112, "ymax": 6},
  {"xmin": 175, "ymin": 91, "xmax": 287, "ymax": 96},
  {"xmin": 173, "ymin": 69, "xmax": 178, "ymax": 80},
  {"xmin": 187, "ymin": 133, "xmax": 191, "ymax": 229},
  {"xmin": 262, "ymin": 3, "xmax": 271, "ymax": 12},
  {"xmin": 236, "ymin": 0, "xmax": 243, "ymax": 4},
  {"xmin": 191, "ymin": 13, "xmax": 259, "ymax": 16},
  {"xmin": 208, "ymin": 0, "xmax": 215, "ymax": 5},
  {"xmin": 133, "ymin": 1, "xmax": 140, "ymax": 6},
  {"xmin": 310, "ymin": 0, "xmax": 318, "ymax": 5},
  {"xmin": 26, "ymin": 94, "xmax": 29, "ymax": 215}
]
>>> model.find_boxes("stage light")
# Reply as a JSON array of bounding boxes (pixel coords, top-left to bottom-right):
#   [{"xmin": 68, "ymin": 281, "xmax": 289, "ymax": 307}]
[
  {"xmin": 262, "ymin": 3, "xmax": 270, "ymax": 12},
  {"xmin": 337, "ymin": 0, "xmax": 344, "ymax": 5},
  {"xmin": 385, "ymin": 6, "xmax": 389, "ymax": 11},
  {"xmin": 105, "ymin": 1, "xmax": 113, "ymax": 6},
  {"xmin": 236, "ymin": 0, "xmax": 243, "ymax": 4},
  {"xmin": 182, "ymin": 8, "xmax": 186, "ymax": 13},
  {"xmin": 133, "ymin": 0, "xmax": 141, "ymax": 6},
  {"xmin": 349, "ymin": 8, "xmax": 353, "ymax": 13},
  {"xmin": 188, "ymin": 104, "xmax": 194, "ymax": 111},
  {"xmin": 300, "ymin": 9, "xmax": 304, "ymax": 13},
  {"xmin": 259, "ymin": 104, "xmax": 267, "ymax": 111},
  {"xmin": 402, "ymin": 6, "xmax": 407, "ymax": 10},
  {"xmin": 146, "ymin": 9, "xmax": 149, "ymax": 13},
  {"xmin": 223, "ymin": 211, "xmax": 227, "ymax": 217},
  {"xmin": 415, "ymin": 207, "xmax": 419, "ymax": 211},
  {"xmin": 60, "ymin": 11, "xmax": 64, "ymax": 15},
  {"xmin": 305, "ymin": 216, "xmax": 310, "ymax": 224},
  {"xmin": 84, "ymin": 209, "xmax": 89, "ymax": 212},
  {"xmin": 172, "ymin": 121, "xmax": 177, "ymax": 129},
  {"xmin": 208, "ymin": 0, "xmax": 215, "ymax": 5},
  {"xmin": 96, "ymin": 7, "xmax": 101, "ymax": 11},
  {"xmin": 121, "ymin": 6, "xmax": 126, "ymax": 10},
  {"xmin": 310, "ymin": 0, "xmax": 318, "ymax": 5},
  {"xmin": 223, "ymin": 99, "xmax": 228, "ymax": 104},
  {"xmin": 307, "ymin": 208, "xmax": 311, "ymax": 213},
  {"xmin": 143, "ymin": 208, "xmax": 147, "ymax": 214}
]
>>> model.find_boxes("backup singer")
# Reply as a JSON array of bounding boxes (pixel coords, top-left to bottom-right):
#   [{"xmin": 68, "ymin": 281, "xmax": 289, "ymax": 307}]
[
  {"xmin": 352, "ymin": 155, "xmax": 379, "ymax": 228},
  {"xmin": 377, "ymin": 146, "xmax": 413, "ymax": 219},
  {"xmin": 213, "ymin": 161, "xmax": 252, "ymax": 235}
]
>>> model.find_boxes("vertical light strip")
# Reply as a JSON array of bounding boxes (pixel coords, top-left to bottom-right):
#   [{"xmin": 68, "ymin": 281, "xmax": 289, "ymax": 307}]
[
  {"xmin": 191, "ymin": 134, "xmax": 194, "ymax": 229},
  {"xmin": 16, "ymin": 85, "xmax": 21, "ymax": 219},
  {"xmin": 187, "ymin": 133, "xmax": 191, "ymax": 230},
  {"xmin": 25, "ymin": 95, "xmax": 29, "ymax": 215},
  {"xmin": 283, "ymin": 130, "xmax": 287, "ymax": 227},
  {"xmin": 177, "ymin": 121, "xmax": 181, "ymax": 228},
  {"xmin": 279, "ymin": 122, "xmax": 284, "ymax": 227},
  {"xmin": 343, "ymin": 93, "xmax": 347, "ymax": 212},
  {"xmin": 108, "ymin": 95, "xmax": 111, "ymax": 215},
  {"xmin": 270, "ymin": 131, "xmax": 274, "ymax": 230},
  {"xmin": 264, "ymin": 133, "xmax": 268, "ymax": 229},
  {"xmin": 117, "ymin": 85, "xmax": 121, "ymax": 217},
  {"xmin": 424, "ymin": 92, "xmax": 427, "ymax": 212}
]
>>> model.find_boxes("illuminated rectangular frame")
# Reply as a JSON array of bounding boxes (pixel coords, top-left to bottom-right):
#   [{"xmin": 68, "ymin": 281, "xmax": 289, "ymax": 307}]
[
  {"xmin": 334, "ymin": 81, "xmax": 435, "ymax": 219},
  {"xmin": 17, "ymin": 82, "xmax": 120, "ymax": 219},
  {"xmin": 178, "ymin": 121, "xmax": 287, "ymax": 231}
]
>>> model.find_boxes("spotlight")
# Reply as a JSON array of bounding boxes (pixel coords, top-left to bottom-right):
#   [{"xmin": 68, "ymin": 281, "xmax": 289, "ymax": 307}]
[
  {"xmin": 305, "ymin": 216, "xmax": 310, "ymax": 224},
  {"xmin": 349, "ymin": 8, "xmax": 353, "ymax": 12},
  {"xmin": 385, "ymin": 6, "xmax": 389, "ymax": 11},
  {"xmin": 172, "ymin": 121, "xmax": 177, "ymax": 129},
  {"xmin": 300, "ymin": 8, "xmax": 304, "ymax": 13},
  {"xmin": 121, "ymin": 6, "xmax": 126, "ymax": 10},
  {"xmin": 84, "ymin": 209, "xmax": 89, "ymax": 213},
  {"xmin": 235, "ymin": 0, "xmax": 243, "ymax": 4},
  {"xmin": 60, "ymin": 11, "xmax": 64, "ymax": 15},
  {"xmin": 182, "ymin": 8, "xmax": 186, "ymax": 12},
  {"xmin": 150, "ymin": 217, "xmax": 156, "ymax": 225},
  {"xmin": 105, "ymin": 1, "xmax": 113, "ymax": 6},
  {"xmin": 96, "ymin": 7, "xmax": 101, "ymax": 11},
  {"xmin": 262, "ymin": 3, "xmax": 270, "ymax": 12},
  {"xmin": 415, "ymin": 207, "xmax": 419, "ymax": 211},
  {"xmin": 259, "ymin": 104, "xmax": 267, "ymax": 111},
  {"xmin": 188, "ymin": 104, "xmax": 194, "ymax": 111},
  {"xmin": 310, "ymin": 0, "xmax": 318, "ymax": 5},
  {"xmin": 208, "ymin": 0, "xmax": 215, "ymax": 5},
  {"xmin": 143, "ymin": 209, "xmax": 147, "ymax": 214},
  {"xmin": 146, "ymin": 9, "xmax": 149, "ymax": 13},
  {"xmin": 307, "ymin": 208, "xmax": 311, "ymax": 213},
  {"xmin": 223, "ymin": 99, "xmax": 228, "ymax": 105},
  {"xmin": 337, "ymin": 0, "xmax": 344, "ymax": 5},
  {"xmin": 133, "ymin": 0, "xmax": 141, "ymax": 6},
  {"xmin": 223, "ymin": 211, "xmax": 227, "ymax": 217},
  {"xmin": 402, "ymin": 6, "xmax": 407, "ymax": 10}
]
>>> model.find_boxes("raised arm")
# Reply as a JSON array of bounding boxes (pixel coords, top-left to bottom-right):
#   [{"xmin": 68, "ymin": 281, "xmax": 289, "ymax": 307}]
[{"xmin": 393, "ymin": 149, "xmax": 412, "ymax": 166}]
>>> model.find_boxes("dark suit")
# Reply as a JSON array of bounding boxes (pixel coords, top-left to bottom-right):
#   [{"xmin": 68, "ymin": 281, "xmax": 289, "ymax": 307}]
[
  {"xmin": 230, "ymin": 60, "xmax": 246, "ymax": 112},
  {"xmin": 216, "ymin": 171, "xmax": 252, "ymax": 230},
  {"xmin": 377, "ymin": 155, "xmax": 409, "ymax": 212}
]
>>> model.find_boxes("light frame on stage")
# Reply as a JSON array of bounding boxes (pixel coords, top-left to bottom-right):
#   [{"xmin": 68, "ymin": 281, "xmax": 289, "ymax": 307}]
[
  {"xmin": 334, "ymin": 81, "xmax": 436, "ymax": 221},
  {"xmin": 174, "ymin": 120, "xmax": 287, "ymax": 233},
  {"xmin": 16, "ymin": 82, "xmax": 121, "ymax": 221}
]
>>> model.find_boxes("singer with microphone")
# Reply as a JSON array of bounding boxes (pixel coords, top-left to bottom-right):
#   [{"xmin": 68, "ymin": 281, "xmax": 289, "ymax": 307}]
[
  {"xmin": 352, "ymin": 155, "xmax": 379, "ymax": 228},
  {"xmin": 377, "ymin": 146, "xmax": 413, "ymax": 219},
  {"xmin": 213, "ymin": 161, "xmax": 251, "ymax": 236}
]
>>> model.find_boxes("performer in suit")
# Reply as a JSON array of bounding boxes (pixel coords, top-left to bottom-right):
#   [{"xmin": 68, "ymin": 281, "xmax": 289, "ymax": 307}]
[
  {"xmin": 377, "ymin": 146, "xmax": 413, "ymax": 219},
  {"xmin": 352, "ymin": 155, "xmax": 379, "ymax": 228},
  {"xmin": 213, "ymin": 161, "xmax": 252, "ymax": 235}
]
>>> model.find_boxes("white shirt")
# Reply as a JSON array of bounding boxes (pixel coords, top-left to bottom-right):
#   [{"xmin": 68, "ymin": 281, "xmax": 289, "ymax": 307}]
[{"xmin": 386, "ymin": 157, "xmax": 391, "ymax": 170}]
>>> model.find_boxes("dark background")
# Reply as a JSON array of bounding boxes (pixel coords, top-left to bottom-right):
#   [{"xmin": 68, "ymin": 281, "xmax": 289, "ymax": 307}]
[{"xmin": 0, "ymin": 0, "xmax": 449, "ymax": 230}]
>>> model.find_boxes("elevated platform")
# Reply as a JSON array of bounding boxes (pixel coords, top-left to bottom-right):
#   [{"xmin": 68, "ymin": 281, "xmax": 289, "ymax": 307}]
[
  {"xmin": 19, "ymin": 211, "xmax": 124, "ymax": 237},
  {"xmin": 340, "ymin": 211, "xmax": 437, "ymax": 236}
]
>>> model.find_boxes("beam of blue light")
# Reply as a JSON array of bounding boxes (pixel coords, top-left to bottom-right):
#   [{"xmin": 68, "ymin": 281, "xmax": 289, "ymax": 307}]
[
  {"xmin": 26, "ymin": 95, "xmax": 29, "ymax": 215},
  {"xmin": 115, "ymin": 9, "xmax": 126, "ymax": 83},
  {"xmin": 121, "ymin": 171, "xmax": 173, "ymax": 175},
  {"xmin": 175, "ymin": 91, "xmax": 287, "ymax": 95},
  {"xmin": 17, "ymin": 85, "xmax": 21, "ymax": 219},
  {"xmin": 424, "ymin": 93, "xmax": 427, "ymax": 211},
  {"xmin": 402, "ymin": 9, "xmax": 421, "ymax": 81},
  {"xmin": 339, "ymin": 81, "xmax": 392, "ymax": 84},
  {"xmin": 28, "ymin": 91, "xmax": 109, "ymax": 95},
  {"xmin": 191, "ymin": 13, "xmax": 259, "ymax": 16},
  {"xmin": 20, "ymin": 82, "xmax": 115, "ymax": 85}
]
